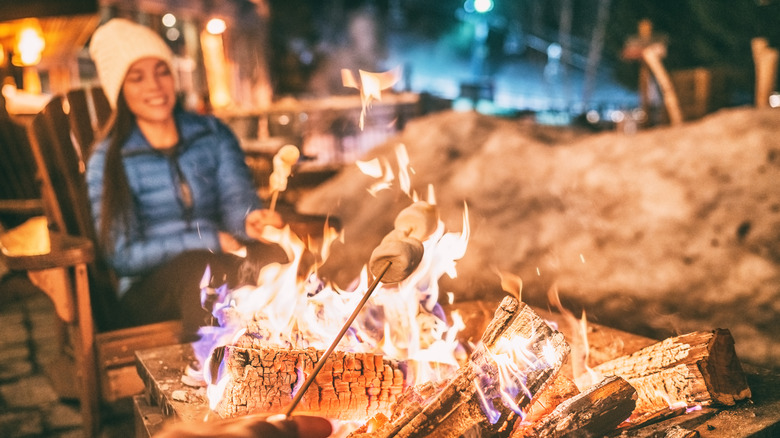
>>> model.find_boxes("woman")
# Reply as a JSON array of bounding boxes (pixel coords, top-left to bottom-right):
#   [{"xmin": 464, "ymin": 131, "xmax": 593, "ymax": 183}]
[{"xmin": 87, "ymin": 18, "xmax": 286, "ymax": 339}]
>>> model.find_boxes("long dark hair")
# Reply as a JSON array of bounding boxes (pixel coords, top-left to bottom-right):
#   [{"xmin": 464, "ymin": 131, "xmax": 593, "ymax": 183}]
[{"xmin": 92, "ymin": 91, "xmax": 136, "ymax": 254}]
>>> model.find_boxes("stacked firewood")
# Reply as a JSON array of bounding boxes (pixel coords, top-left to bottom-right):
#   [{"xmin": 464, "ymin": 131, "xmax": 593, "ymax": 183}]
[
  {"xmin": 212, "ymin": 296, "xmax": 751, "ymax": 437},
  {"xmin": 347, "ymin": 298, "xmax": 751, "ymax": 437}
]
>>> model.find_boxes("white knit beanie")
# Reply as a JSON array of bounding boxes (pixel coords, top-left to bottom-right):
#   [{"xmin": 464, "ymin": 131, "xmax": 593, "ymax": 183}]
[{"xmin": 89, "ymin": 18, "xmax": 174, "ymax": 108}]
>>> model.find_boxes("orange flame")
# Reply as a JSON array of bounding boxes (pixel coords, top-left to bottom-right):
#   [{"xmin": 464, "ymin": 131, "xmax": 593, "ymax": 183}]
[
  {"xmin": 342, "ymin": 66, "xmax": 402, "ymax": 130},
  {"xmin": 547, "ymin": 283, "xmax": 602, "ymax": 390},
  {"xmin": 193, "ymin": 146, "xmax": 470, "ymax": 415}
]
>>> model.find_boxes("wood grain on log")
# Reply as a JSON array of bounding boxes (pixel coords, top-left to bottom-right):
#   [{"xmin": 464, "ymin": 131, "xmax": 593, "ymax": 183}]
[
  {"xmin": 592, "ymin": 329, "xmax": 751, "ymax": 416},
  {"xmin": 215, "ymin": 346, "xmax": 405, "ymax": 421},
  {"xmin": 522, "ymin": 374, "xmax": 580, "ymax": 425},
  {"xmin": 511, "ymin": 375, "xmax": 637, "ymax": 438}
]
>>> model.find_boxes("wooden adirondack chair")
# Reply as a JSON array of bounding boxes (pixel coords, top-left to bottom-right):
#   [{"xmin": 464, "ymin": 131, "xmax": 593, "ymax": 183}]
[{"xmin": 0, "ymin": 92, "xmax": 181, "ymax": 437}]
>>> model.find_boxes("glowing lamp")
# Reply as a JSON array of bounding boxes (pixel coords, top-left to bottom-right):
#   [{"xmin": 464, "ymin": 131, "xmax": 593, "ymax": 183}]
[{"xmin": 16, "ymin": 27, "xmax": 45, "ymax": 66}]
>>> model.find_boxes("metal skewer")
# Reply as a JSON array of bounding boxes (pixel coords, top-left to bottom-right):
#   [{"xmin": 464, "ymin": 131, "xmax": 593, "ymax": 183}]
[{"xmin": 283, "ymin": 260, "xmax": 392, "ymax": 417}]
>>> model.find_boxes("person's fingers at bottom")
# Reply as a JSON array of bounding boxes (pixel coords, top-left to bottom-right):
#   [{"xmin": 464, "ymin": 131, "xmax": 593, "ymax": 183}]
[
  {"xmin": 291, "ymin": 415, "xmax": 333, "ymax": 437},
  {"xmin": 262, "ymin": 415, "xmax": 333, "ymax": 438}
]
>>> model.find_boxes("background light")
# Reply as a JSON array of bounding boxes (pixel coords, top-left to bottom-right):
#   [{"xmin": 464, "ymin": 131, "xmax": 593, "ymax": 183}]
[
  {"xmin": 16, "ymin": 27, "xmax": 45, "ymax": 66},
  {"xmin": 474, "ymin": 0, "xmax": 493, "ymax": 13},
  {"xmin": 162, "ymin": 13, "xmax": 177, "ymax": 27},
  {"xmin": 166, "ymin": 27, "xmax": 180, "ymax": 41},
  {"xmin": 206, "ymin": 18, "xmax": 227, "ymax": 35}
]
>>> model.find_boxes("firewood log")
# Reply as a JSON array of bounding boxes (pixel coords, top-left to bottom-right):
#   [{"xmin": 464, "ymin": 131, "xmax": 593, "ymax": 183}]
[
  {"xmin": 592, "ymin": 329, "xmax": 750, "ymax": 417},
  {"xmin": 522, "ymin": 374, "xmax": 580, "ymax": 424},
  {"xmin": 350, "ymin": 297, "xmax": 570, "ymax": 438},
  {"xmin": 511, "ymin": 375, "xmax": 637, "ymax": 438},
  {"xmin": 214, "ymin": 346, "xmax": 406, "ymax": 421}
]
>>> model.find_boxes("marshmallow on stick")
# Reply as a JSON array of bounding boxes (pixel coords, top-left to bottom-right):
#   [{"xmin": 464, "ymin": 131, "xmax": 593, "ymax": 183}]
[
  {"xmin": 268, "ymin": 144, "xmax": 300, "ymax": 211},
  {"xmin": 394, "ymin": 201, "xmax": 439, "ymax": 242},
  {"xmin": 368, "ymin": 201, "xmax": 438, "ymax": 283},
  {"xmin": 369, "ymin": 230, "xmax": 424, "ymax": 283}
]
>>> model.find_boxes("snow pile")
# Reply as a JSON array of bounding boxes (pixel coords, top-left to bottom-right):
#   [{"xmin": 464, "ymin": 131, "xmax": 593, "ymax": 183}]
[{"xmin": 298, "ymin": 107, "xmax": 780, "ymax": 371}]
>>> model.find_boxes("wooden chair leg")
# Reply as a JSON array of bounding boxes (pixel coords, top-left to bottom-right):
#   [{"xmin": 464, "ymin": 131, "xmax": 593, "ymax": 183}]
[{"xmin": 73, "ymin": 263, "xmax": 100, "ymax": 436}]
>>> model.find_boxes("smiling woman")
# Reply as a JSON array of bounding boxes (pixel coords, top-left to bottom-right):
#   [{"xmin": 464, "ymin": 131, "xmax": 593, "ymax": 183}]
[
  {"xmin": 121, "ymin": 58, "xmax": 178, "ymax": 137},
  {"xmin": 85, "ymin": 18, "xmax": 288, "ymax": 340}
]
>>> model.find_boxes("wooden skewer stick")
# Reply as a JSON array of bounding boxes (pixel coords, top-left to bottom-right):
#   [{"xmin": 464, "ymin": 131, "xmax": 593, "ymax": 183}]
[
  {"xmin": 269, "ymin": 190, "xmax": 279, "ymax": 213},
  {"xmin": 283, "ymin": 260, "xmax": 393, "ymax": 417}
]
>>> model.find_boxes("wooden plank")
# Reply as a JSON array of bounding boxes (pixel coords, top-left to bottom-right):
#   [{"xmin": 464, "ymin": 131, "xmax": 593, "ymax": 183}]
[
  {"xmin": 133, "ymin": 394, "xmax": 167, "ymax": 438},
  {"xmin": 135, "ymin": 344, "xmax": 210, "ymax": 424}
]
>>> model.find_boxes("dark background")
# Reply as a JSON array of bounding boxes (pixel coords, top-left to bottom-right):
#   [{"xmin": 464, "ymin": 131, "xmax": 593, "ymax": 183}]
[{"xmin": 266, "ymin": 0, "xmax": 780, "ymax": 104}]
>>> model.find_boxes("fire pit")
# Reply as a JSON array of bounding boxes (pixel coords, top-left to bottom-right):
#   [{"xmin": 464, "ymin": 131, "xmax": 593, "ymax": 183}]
[
  {"xmin": 133, "ymin": 299, "xmax": 780, "ymax": 437},
  {"xmin": 133, "ymin": 144, "xmax": 780, "ymax": 437}
]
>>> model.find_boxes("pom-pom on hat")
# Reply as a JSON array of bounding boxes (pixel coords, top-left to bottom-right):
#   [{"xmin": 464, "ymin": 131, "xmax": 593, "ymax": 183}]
[{"xmin": 89, "ymin": 18, "xmax": 174, "ymax": 108}]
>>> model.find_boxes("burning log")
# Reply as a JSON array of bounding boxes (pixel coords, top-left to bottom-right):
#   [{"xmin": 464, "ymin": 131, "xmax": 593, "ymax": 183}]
[
  {"xmin": 350, "ymin": 296, "xmax": 570, "ymax": 438},
  {"xmin": 214, "ymin": 345, "xmax": 406, "ymax": 421},
  {"xmin": 592, "ymin": 328, "xmax": 751, "ymax": 417},
  {"xmin": 521, "ymin": 373, "xmax": 580, "ymax": 424},
  {"xmin": 511, "ymin": 375, "xmax": 637, "ymax": 438}
]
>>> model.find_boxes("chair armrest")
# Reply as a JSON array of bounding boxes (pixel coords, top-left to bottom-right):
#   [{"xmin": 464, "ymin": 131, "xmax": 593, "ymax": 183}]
[
  {"xmin": 0, "ymin": 230, "xmax": 94, "ymax": 271},
  {"xmin": 0, "ymin": 199, "xmax": 44, "ymax": 216}
]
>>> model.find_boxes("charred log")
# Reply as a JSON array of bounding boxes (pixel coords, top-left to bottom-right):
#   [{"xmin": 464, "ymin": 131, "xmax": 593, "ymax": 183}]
[
  {"xmin": 511, "ymin": 375, "xmax": 637, "ymax": 438},
  {"xmin": 350, "ymin": 296, "xmax": 570, "ymax": 438},
  {"xmin": 522, "ymin": 373, "xmax": 581, "ymax": 424},
  {"xmin": 215, "ymin": 346, "xmax": 405, "ymax": 421}
]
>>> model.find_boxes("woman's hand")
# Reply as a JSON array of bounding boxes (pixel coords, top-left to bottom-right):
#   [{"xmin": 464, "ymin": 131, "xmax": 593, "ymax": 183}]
[
  {"xmin": 219, "ymin": 231, "xmax": 243, "ymax": 253},
  {"xmin": 154, "ymin": 414, "xmax": 332, "ymax": 438},
  {"xmin": 245, "ymin": 209, "xmax": 284, "ymax": 241}
]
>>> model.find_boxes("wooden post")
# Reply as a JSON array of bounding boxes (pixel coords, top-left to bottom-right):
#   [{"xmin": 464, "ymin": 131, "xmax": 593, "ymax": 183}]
[
  {"xmin": 752, "ymin": 37, "xmax": 779, "ymax": 108},
  {"xmin": 642, "ymin": 43, "xmax": 683, "ymax": 125}
]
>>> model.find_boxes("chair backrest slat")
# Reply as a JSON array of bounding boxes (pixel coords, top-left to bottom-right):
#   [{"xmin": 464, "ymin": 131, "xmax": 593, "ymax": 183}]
[
  {"xmin": 0, "ymin": 94, "xmax": 40, "ymax": 206},
  {"xmin": 27, "ymin": 91, "xmax": 119, "ymax": 331},
  {"xmin": 28, "ymin": 96, "xmax": 93, "ymax": 239},
  {"xmin": 66, "ymin": 86, "xmax": 112, "ymax": 161}
]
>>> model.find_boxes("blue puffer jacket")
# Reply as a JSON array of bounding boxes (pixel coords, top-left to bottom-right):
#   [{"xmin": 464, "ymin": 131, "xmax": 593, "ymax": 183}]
[{"xmin": 86, "ymin": 111, "xmax": 261, "ymax": 296}]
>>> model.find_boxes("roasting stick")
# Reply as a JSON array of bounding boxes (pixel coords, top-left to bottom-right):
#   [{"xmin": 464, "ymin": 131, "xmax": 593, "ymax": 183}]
[
  {"xmin": 268, "ymin": 190, "xmax": 280, "ymax": 212},
  {"xmin": 283, "ymin": 259, "xmax": 393, "ymax": 418}
]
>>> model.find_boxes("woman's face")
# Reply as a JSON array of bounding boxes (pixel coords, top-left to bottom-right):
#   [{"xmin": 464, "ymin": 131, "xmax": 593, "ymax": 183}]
[{"xmin": 121, "ymin": 57, "xmax": 176, "ymax": 124}]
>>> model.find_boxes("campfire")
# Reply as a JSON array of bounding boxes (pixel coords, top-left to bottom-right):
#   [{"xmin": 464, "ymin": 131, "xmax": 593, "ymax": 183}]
[{"xmin": 179, "ymin": 141, "xmax": 752, "ymax": 437}]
